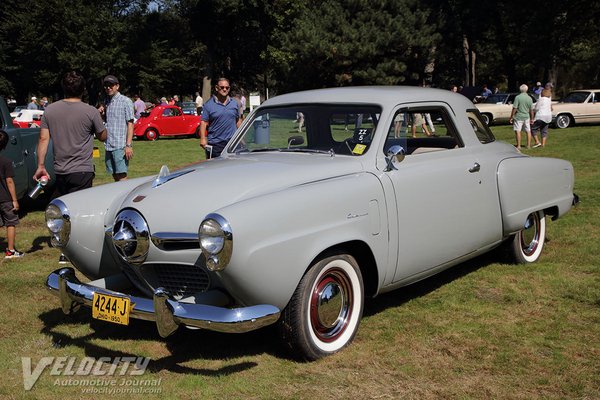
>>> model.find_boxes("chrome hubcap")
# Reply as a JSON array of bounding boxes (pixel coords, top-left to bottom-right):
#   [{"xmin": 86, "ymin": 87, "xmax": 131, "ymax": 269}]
[
  {"xmin": 310, "ymin": 268, "xmax": 352, "ymax": 342},
  {"xmin": 317, "ymin": 281, "xmax": 343, "ymax": 328},
  {"xmin": 521, "ymin": 213, "xmax": 540, "ymax": 256}
]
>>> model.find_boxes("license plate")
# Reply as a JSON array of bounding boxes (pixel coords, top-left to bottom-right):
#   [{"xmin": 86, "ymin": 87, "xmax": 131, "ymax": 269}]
[{"xmin": 92, "ymin": 292, "xmax": 131, "ymax": 325}]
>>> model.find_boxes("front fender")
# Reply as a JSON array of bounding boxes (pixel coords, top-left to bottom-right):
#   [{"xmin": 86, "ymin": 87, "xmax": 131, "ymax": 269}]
[
  {"xmin": 57, "ymin": 177, "xmax": 153, "ymax": 280},
  {"xmin": 213, "ymin": 172, "xmax": 389, "ymax": 309}
]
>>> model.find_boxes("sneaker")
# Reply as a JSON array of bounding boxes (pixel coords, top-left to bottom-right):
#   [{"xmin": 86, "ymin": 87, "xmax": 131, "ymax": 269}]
[
  {"xmin": 533, "ymin": 143, "xmax": 542, "ymax": 148},
  {"xmin": 58, "ymin": 254, "xmax": 69, "ymax": 264},
  {"xmin": 5, "ymin": 249, "xmax": 24, "ymax": 259}
]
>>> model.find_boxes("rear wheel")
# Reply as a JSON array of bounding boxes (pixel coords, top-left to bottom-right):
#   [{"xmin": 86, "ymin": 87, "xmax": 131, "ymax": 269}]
[
  {"xmin": 279, "ymin": 252, "xmax": 364, "ymax": 360},
  {"xmin": 555, "ymin": 114, "xmax": 572, "ymax": 129},
  {"xmin": 145, "ymin": 129, "xmax": 159, "ymax": 141},
  {"xmin": 508, "ymin": 210, "xmax": 546, "ymax": 263}
]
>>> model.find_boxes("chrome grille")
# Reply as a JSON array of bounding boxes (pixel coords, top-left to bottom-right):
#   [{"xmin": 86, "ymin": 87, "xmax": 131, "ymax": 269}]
[{"xmin": 140, "ymin": 264, "xmax": 211, "ymax": 300}]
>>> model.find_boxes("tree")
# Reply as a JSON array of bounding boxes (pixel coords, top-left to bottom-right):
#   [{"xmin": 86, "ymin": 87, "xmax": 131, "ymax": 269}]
[{"xmin": 272, "ymin": 0, "xmax": 440, "ymax": 92}]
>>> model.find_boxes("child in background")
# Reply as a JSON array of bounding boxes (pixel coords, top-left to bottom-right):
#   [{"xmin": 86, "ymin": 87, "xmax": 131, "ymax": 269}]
[{"xmin": 0, "ymin": 131, "xmax": 23, "ymax": 258}]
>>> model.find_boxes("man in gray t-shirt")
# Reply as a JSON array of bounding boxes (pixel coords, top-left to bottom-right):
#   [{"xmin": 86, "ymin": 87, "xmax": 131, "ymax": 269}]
[{"xmin": 35, "ymin": 71, "xmax": 107, "ymax": 198}]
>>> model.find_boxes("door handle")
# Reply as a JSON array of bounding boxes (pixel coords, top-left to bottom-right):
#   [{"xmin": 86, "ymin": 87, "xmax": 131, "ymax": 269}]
[
  {"xmin": 10, "ymin": 136, "xmax": 17, "ymax": 145},
  {"xmin": 469, "ymin": 162, "xmax": 480, "ymax": 173}
]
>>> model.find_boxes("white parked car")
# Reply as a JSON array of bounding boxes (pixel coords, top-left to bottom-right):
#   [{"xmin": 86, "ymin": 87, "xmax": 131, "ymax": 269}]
[
  {"xmin": 44, "ymin": 87, "xmax": 577, "ymax": 360},
  {"xmin": 475, "ymin": 93, "xmax": 537, "ymax": 125},
  {"xmin": 552, "ymin": 89, "xmax": 600, "ymax": 128},
  {"xmin": 12, "ymin": 109, "xmax": 44, "ymax": 128}
]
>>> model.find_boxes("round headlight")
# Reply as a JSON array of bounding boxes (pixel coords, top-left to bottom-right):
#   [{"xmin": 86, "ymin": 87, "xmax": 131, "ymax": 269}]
[
  {"xmin": 199, "ymin": 219, "xmax": 225, "ymax": 254},
  {"xmin": 45, "ymin": 200, "xmax": 71, "ymax": 248},
  {"xmin": 198, "ymin": 214, "xmax": 232, "ymax": 271}
]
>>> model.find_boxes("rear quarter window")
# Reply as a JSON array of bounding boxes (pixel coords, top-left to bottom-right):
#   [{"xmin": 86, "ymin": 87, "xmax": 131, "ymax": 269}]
[{"xmin": 467, "ymin": 110, "xmax": 495, "ymax": 144}]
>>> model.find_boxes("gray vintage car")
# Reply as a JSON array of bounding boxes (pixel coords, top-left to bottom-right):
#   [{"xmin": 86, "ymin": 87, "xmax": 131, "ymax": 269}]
[{"xmin": 45, "ymin": 87, "xmax": 577, "ymax": 360}]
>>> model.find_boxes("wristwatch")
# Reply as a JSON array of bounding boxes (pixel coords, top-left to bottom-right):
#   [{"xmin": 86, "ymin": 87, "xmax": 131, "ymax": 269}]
[{"xmin": 126, "ymin": 144, "xmax": 132, "ymax": 148}]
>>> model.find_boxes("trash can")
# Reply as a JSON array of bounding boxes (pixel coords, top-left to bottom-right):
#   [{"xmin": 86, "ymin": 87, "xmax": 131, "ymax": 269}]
[{"xmin": 254, "ymin": 118, "xmax": 270, "ymax": 144}]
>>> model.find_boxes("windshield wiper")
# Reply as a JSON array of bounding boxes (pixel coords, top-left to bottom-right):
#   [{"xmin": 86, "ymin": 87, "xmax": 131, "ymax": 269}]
[
  {"xmin": 235, "ymin": 148, "xmax": 282, "ymax": 154},
  {"xmin": 280, "ymin": 148, "xmax": 335, "ymax": 156},
  {"xmin": 236, "ymin": 148, "xmax": 335, "ymax": 156}
]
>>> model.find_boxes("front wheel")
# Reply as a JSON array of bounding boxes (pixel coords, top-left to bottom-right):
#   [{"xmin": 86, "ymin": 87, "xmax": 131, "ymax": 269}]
[
  {"xmin": 145, "ymin": 129, "xmax": 159, "ymax": 141},
  {"xmin": 508, "ymin": 210, "xmax": 546, "ymax": 263},
  {"xmin": 555, "ymin": 114, "xmax": 572, "ymax": 129},
  {"xmin": 279, "ymin": 253, "xmax": 364, "ymax": 360}
]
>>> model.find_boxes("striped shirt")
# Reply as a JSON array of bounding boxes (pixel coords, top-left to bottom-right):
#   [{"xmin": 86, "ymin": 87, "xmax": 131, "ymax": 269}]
[{"xmin": 105, "ymin": 92, "xmax": 134, "ymax": 151}]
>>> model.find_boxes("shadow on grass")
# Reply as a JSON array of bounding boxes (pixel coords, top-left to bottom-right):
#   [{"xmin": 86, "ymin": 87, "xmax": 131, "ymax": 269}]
[
  {"xmin": 38, "ymin": 307, "xmax": 282, "ymax": 374},
  {"xmin": 37, "ymin": 249, "xmax": 505, "ymax": 368},
  {"xmin": 364, "ymin": 250, "xmax": 502, "ymax": 317},
  {"xmin": 0, "ymin": 233, "xmax": 50, "ymax": 255},
  {"xmin": 27, "ymin": 236, "xmax": 51, "ymax": 254}
]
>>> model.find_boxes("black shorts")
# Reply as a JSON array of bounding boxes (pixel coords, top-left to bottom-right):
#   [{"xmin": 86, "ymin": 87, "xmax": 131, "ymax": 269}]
[
  {"xmin": 52, "ymin": 172, "xmax": 95, "ymax": 199},
  {"xmin": 0, "ymin": 201, "xmax": 19, "ymax": 227}
]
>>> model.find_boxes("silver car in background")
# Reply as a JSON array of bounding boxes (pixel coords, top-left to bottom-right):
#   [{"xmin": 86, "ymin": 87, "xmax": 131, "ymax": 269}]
[{"xmin": 44, "ymin": 87, "xmax": 577, "ymax": 360}]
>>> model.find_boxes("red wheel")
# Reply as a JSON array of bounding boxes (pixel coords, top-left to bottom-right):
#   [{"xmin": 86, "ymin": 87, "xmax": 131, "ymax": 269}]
[
  {"xmin": 145, "ymin": 129, "xmax": 159, "ymax": 141},
  {"xmin": 508, "ymin": 210, "xmax": 546, "ymax": 263},
  {"xmin": 279, "ymin": 253, "xmax": 364, "ymax": 360}
]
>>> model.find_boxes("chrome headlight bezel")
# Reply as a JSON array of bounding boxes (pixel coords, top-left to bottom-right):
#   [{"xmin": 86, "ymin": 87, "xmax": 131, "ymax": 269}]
[
  {"xmin": 45, "ymin": 199, "xmax": 71, "ymax": 248},
  {"xmin": 198, "ymin": 213, "xmax": 233, "ymax": 271}
]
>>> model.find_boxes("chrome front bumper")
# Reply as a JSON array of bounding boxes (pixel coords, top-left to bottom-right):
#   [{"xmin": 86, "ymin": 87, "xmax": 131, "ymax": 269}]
[{"xmin": 46, "ymin": 268, "xmax": 281, "ymax": 337}]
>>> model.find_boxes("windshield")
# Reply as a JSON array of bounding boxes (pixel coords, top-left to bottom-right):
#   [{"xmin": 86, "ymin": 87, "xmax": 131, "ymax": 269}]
[
  {"xmin": 483, "ymin": 94, "xmax": 508, "ymax": 104},
  {"xmin": 229, "ymin": 104, "xmax": 381, "ymax": 156},
  {"xmin": 561, "ymin": 92, "xmax": 589, "ymax": 103}
]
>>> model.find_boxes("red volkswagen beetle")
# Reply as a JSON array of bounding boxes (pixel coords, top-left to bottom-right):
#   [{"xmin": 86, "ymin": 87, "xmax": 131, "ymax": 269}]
[{"xmin": 134, "ymin": 105, "xmax": 201, "ymax": 140}]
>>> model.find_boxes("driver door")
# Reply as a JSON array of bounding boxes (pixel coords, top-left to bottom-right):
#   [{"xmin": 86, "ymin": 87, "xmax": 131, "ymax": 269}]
[{"xmin": 384, "ymin": 106, "xmax": 502, "ymax": 283}]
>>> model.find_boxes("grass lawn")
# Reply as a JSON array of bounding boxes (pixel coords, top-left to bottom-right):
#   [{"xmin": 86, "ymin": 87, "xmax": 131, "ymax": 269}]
[{"xmin": 0, "ymin": 124, "xmax": 598, "ymax": 399}]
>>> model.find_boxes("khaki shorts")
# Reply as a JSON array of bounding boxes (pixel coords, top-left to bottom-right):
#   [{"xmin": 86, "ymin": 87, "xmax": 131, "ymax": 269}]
[{"xmin": 513, "ymin": 119, "xmax": 531, "ymax": 132}]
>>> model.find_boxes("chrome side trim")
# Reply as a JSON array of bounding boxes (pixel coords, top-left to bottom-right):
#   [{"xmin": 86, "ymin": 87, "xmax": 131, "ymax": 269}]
[
  {"xmin": 46, "ymin": 268, "xmax": 281, "ymax": 337},
  {"xmin": 151, "ymin": 232, "xmax": 199, "ymax": 250}
]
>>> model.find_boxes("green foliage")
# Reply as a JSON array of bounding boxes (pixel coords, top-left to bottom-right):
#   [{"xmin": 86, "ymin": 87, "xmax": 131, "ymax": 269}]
[
  {"xmin": 271, "ymin": 0, "xmax": 441, "ymax": 91},
  {"xmin": 0, "ymin": 0, "xmax": 598, "ymax": 102}
]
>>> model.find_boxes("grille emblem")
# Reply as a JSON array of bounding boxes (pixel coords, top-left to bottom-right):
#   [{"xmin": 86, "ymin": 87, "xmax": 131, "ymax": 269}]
[{"xmin": 112, "ymin": 209, "xmax": 150, "ymax": 265}]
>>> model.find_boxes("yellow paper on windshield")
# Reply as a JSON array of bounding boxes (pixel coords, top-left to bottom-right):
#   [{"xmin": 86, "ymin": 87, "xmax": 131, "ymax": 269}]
[{"xmin": 352, "ymin": 144, "xmax": 367, "ymax": 155}]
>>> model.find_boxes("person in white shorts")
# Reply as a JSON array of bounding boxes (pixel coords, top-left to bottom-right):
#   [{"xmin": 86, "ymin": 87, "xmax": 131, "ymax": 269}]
[{"xmin": 509, "ymin": 84, "xmax": 534, "ymax": 149}]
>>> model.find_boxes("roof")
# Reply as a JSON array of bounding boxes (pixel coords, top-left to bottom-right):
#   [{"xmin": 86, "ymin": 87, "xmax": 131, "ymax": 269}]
[{"xmin": 261, "ymin": 86, "xmax": 474, "ymax": 110}]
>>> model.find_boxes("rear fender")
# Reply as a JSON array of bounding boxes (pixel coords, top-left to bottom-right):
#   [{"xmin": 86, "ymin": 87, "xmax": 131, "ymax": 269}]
[{"xmin": 497, "ymin": 157, "xmax": 574, "ymax": 235}]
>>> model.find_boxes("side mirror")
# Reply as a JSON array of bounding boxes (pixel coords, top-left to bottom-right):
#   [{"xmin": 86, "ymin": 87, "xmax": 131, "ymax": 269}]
[
  {"xmin": 385, "ymin": 145, "xmax": 405, "ymax": 171},
  {"xmin": 287, "ymin": 135, "xmax": 304, "ymax": 148}
]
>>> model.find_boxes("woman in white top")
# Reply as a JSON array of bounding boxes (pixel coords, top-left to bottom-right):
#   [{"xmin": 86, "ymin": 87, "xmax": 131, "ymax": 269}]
[{"xmin": 531, "ymin": 88, "xmax": 553, "ymax": 147}]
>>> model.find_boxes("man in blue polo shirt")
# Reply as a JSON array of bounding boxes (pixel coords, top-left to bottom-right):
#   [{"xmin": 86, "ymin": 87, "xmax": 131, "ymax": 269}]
[{"xmin": 199, "ymin": 78, "xmax": 241, "ymax": 158}]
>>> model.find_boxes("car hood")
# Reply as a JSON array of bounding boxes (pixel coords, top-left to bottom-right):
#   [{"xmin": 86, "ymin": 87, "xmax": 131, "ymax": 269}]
[{"xmin": 119, "ymin": 153, "xmax": 365, "ymax": 232}]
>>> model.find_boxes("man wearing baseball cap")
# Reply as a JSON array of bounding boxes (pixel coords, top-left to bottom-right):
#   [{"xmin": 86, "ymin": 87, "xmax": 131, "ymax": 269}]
[
  {"xmin": 27, "ymin": 96, "xmax": 39, "ymax": 110},
  {"xmin": 533, "ymin": 81, "xmax": 543, "ymax": 96},
  {"xmin": 103, "ymin": 74, "xmax": 134, "ymax": 181}
]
